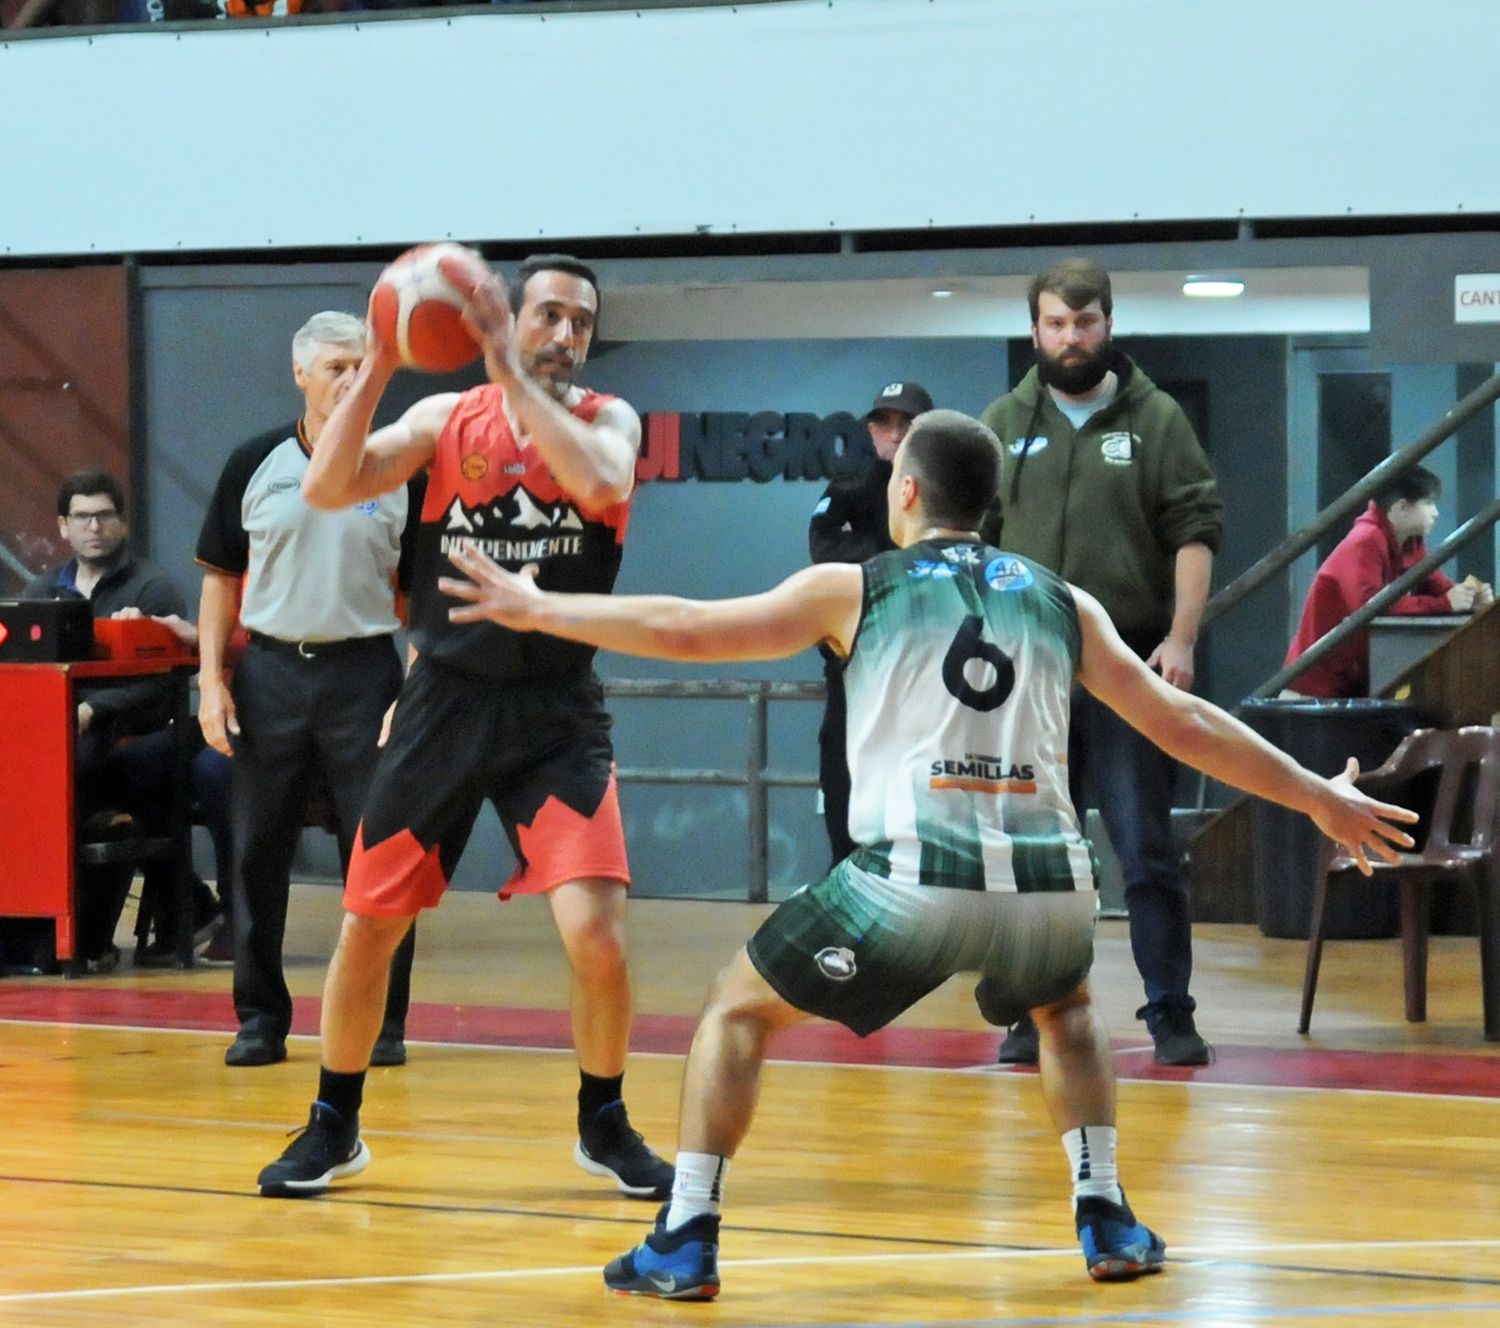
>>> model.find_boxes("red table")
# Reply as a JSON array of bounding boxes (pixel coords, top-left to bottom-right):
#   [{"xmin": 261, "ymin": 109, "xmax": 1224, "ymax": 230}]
[{"xmin": 0, "ymin": 658, "xmax": 195, "ymax": 965}]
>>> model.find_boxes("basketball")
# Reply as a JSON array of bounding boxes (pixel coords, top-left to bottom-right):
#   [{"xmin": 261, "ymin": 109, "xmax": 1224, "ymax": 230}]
[{"xmin": 369, "ymin": 243, "xmax": 491, "ymax": 373}]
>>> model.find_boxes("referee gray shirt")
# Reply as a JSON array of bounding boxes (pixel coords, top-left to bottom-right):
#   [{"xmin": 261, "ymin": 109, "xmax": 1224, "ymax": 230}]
[{"xmin": 196, "ymin": 422, "xmax": 424, "ymax": 641}]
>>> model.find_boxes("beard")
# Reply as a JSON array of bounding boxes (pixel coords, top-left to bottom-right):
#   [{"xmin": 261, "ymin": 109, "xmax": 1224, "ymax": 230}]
[{"xmin": 1036, "ymin": 337, "xmax": 1113, "ymax": 394}]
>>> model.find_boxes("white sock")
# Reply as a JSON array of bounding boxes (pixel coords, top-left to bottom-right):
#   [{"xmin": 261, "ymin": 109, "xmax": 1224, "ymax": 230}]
[
  {"xmin": 1062, "ymin": 1125, "xmax": 1122, "ymax": 1206},
  {"xmin": 666, "ymin": 1152, "xmax": 729, "ymax": 1229}
]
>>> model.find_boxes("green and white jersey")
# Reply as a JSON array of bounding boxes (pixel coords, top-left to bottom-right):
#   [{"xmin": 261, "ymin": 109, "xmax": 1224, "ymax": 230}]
[{"xmin": 843, "ymin": 539, "xmax": 1095, "ymax": 894}]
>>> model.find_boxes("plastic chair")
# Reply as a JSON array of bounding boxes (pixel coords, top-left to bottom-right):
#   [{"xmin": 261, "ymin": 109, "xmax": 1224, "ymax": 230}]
[{"xmin": 1298, "ymin": 726, "xmax": 1500, "ymax": 1041}]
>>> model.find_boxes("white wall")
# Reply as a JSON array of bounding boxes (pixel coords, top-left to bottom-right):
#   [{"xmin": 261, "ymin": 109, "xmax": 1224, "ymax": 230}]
[{"xmin": 2, "ymin": 0, "xmax": 1496, "ymax": 259}]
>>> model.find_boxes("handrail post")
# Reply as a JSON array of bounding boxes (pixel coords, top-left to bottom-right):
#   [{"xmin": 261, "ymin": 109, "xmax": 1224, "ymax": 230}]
[
  {"xmin": 1204, "ymin": 371, "xmax": 1500, "ymax": 630},
  {"xmin": 746, "ymin": 686, "xmax": 769, "ymax": 904}
]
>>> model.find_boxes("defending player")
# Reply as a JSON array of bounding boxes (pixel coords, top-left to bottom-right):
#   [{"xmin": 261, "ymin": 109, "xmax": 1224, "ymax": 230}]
[{"xmin": 441, "ymin": 408, "xmax": 1417, "ymax": 1299}]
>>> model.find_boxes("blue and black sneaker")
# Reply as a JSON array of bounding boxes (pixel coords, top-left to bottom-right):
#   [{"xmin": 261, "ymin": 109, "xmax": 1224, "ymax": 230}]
[
  {"xmin": 1075, "ymin": 1192, "xmax": 1166, "ymax": 1281},
  {"xmin": 603, "ymin": 1204, "xmax": 720, "ymax": 1300}
]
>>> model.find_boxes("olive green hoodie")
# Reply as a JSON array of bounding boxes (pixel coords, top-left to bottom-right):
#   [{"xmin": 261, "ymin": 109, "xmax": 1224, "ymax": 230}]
[{"xmin": 978, "ymin": 353, "xmax": 1223, "ymax": 639}]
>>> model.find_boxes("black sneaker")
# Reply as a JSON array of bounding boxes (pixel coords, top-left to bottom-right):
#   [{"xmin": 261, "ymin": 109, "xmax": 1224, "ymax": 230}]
[
  {"xmin": 197, "ymin": 919, "xmax": 234, "ymax": 967},
  {"xmin": 604, "ymin": 1204, "xmax": 720, "ymax": 1300},
  {"xmin": 72, "ymin": 944, "xmax": 120, "ymax": 978},
  {"xmin": 575, "ymin": 1102, "xmax": 674, "ymax": 1199},
  {"xmin": 1142, "ymin": 1004, "xmax": 1213, "ymax": 1066},
  {"xmin": 996, "ymin": 1012, "xmax": 1040, "ymax": 1065},
  {"xmin": 258, "ymin": 1103, "xmax": 370, "ymax": 1198},
  {"xmin": 369, "ymin": 1030, "xmax": 407, "ymax": 1067},
  {"xmin": 1075, "ymin": 1192, "xmax": 1166, "ymax": 1281}
]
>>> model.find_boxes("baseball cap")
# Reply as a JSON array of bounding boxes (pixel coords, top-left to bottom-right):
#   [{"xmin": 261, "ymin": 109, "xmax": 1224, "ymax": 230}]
[{"xmin": 866, "ymin": 381, "xmax": 934, "ymax": 419}]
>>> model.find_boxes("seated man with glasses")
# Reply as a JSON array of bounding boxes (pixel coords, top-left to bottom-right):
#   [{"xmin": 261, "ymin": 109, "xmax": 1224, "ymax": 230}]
[{"xmin": 8, "ymin": 470, "xmax": 226, "ymax": 972}]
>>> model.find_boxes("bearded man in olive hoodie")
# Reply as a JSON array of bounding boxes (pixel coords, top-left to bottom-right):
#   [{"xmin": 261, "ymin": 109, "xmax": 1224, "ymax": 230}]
[{"xmin": 980, "ymin": 258, "xmax": 1224, "ymax": 1067}]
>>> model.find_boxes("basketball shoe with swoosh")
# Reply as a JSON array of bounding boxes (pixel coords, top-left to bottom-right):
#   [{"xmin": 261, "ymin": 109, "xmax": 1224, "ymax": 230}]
[{"xmin": 603, "ymin": 1205, "xmax": 720, "ymax": 1300}]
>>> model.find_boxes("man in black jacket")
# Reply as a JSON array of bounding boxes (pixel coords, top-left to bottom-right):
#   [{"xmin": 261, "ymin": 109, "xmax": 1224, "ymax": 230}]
[
  {"xmin": 807, "ymin": 381, "xmax": 933, "ymax": 863},
  {"xmin": 18, "ymin": 470, "xmax": 224, "ymax": 969}
]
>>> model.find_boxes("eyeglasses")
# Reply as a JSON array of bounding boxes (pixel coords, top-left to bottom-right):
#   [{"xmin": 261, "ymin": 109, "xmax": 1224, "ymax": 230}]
[{"xmin": 66, "ymin": 510, "xmax": 121, "ymax": 528}]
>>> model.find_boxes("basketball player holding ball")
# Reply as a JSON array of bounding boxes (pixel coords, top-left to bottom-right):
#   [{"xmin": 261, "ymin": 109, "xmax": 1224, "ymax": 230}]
[{"xmin": 256, "ymin": 252, "xmax": 674, "ymax": 1202}]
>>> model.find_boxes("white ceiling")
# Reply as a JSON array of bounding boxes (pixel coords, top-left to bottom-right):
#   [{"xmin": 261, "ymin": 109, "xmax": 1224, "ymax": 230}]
[{"xmin": 603, "ymin": 267, "xmax": 1371, "ymax": 341}]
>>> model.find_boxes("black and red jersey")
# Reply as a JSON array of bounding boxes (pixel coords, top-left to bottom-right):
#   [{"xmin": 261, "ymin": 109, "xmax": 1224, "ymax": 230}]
[{"xmin": 408, "ymin": 383, "xmax": 632, "ymax": 682}]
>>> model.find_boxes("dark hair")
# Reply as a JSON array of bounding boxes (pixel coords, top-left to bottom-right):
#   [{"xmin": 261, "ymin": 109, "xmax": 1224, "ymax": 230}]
[
  {"xmin": 509, "ymin": 253, "xmax": 602, "ymax": 319},
  {"xmin": 57, "ymin": 470, "xmax": 125, "ymax": 519},
  {"xmin": 900, "ymin": 410, "xmax": 1000, "ymax": 528},
  {"xmin": 1374, "ymin": 464, "xmax": 1442, "ymax": 512},
  {"xmin": 1028, "ymin": 257, "xmax": 1113, "ymax": 322}
]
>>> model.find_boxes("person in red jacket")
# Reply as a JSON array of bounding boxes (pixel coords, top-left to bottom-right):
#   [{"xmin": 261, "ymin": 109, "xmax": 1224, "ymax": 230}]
[{"xmin": 1283, "ymin": 465, "xmax": 1492, "ymax": 697}]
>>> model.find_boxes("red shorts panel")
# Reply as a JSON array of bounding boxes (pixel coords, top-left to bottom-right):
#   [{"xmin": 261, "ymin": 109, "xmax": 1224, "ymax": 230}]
[
  {"xmin": 502, "ymin": 767, "xmax": 630, "ymax": 899},
  {"xmin": 344, "ymin": 825, "xmax": 447, "ymax": 917}
]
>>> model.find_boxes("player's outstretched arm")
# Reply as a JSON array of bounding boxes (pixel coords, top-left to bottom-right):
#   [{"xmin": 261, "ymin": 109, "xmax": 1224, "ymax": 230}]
[
  {"xmin": 1073, "ymin": 587, "xmax": 1418, "ymax": 874},
  {"xmin": 302, "ymin": 324, "xmax": 456, "ymax": 510},
  {"xmin": 440, "ymin": 543, "xmax": 863, "ymax": 664}
]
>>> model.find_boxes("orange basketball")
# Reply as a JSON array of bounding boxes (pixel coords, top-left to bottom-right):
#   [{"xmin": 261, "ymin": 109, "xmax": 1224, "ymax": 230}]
[{"xmin": 369, "ymin": 243, "xmax": 491, "ymax": 373}]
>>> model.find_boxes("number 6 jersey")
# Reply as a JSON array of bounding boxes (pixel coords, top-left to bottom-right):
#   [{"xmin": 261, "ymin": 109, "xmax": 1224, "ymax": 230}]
[{"xmin": 843, "ymin": 539, "xmax": 1097, "ymax": 895}]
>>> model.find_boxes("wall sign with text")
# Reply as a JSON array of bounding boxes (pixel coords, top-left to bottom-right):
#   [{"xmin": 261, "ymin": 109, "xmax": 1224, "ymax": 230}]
[
  {"xmin": 636, "ymin": 411, "xmax": 868, "ymax": 482},
  {"xmin": 1454, "ymin": 273, "xmax": 1500, "ymax": 323}
]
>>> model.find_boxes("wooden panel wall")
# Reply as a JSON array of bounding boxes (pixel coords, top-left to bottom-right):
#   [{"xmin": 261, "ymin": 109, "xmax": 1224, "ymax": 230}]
[{"xmin": 0, "ymin": 266, "xmax": 130, "ymax": 592}]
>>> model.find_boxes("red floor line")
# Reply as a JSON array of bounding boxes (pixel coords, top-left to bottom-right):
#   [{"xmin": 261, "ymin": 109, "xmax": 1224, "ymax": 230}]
[{"xmin": 1, "ymin": 986, "xmax": 1498, "ymax": 1097}]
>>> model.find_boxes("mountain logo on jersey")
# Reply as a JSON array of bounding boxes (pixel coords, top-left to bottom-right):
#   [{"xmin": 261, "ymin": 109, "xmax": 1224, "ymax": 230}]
[
  {"xmin": 439, "ymin": 487, "xmax": 588, "ymax": 565},
  {"xmin": 984, "ymin": 556, "xmax": 1034, "ymax": 592},
  {"xmin": 815, "ymin": 946, "xmax": 858, "ymax": 981},
  {"xmin": 443, "ymin": 488, "xmax": 585, "ymax": 536}
]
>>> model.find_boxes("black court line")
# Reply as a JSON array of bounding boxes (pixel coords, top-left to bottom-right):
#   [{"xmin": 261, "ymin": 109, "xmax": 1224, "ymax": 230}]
[
  {"xmin": 1197, "ymin": 1257, "xmax": 1500, "ymax": 1291},
  {"xmin": 0, "ymin": 1172, "xmax": 1023, "ymax": 1248},
  {"xmin": 6, "ymin": 1171, "xmax": 1500, "ymax": 1297}
]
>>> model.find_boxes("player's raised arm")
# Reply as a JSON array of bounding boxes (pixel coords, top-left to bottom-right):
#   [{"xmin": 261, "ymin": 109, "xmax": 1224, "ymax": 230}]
[
  {"xmin": 1072, "ymin": 586, "xmax": 1417, "ymax": 873},
  {"xmin": 441, "ymin": 544, "xmax": 863, "ymax": 664},
  {"xmin": 301, "ymin": 331, "xmax": 456, "ymax": 510},
  {"xmin": 444, "ymin": 257, "xmax": 639, "ymax": 514}
]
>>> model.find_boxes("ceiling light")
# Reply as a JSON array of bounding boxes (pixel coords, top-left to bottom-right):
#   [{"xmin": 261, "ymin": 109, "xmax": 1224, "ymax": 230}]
[
  {"xmin": 1182, "ymin": 276, "xmax": 1245, "ymax": 298},
  {"xmin": 931, "ymin": 288, "xmax": 955, "ymax": 299}
]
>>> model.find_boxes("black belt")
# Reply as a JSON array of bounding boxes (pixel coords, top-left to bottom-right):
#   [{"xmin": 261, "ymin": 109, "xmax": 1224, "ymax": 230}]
[{"xmin": 246, "ymin": 631, "xmax": 393, "ymax": 660}]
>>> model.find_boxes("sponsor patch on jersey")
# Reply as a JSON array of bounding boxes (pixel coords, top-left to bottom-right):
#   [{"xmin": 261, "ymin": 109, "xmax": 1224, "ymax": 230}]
[
  {"xmin": 1100, "ymin": 432, "xmax": 1136, "ymax": 465},
  {"xmin": 910, "ymin": 560, "xmax": 959, "ymax": 580},
  {"xmin": 460, "ymin": 454, "xmax": 490, "ymax": 481},
  {"xmin": 815, "ymin": 946, "xmax": 858, "ymax": 981},
  {"xmin": 356, "ymin": 499, "xmax": 379, "ymax": 516},
  {"xmin": 1009, "ymin": 436, "xmax": 1048, "ymax": 455},
  {"xmin": 984, "ymin": 556, "xmax": 1034, "ymax": 592},
  {"xmin": 929, "ymin": 754, "xmax": 1038, "ymax": 795},
  {"xmin": 269, "ymin": 477, "xmax": 299, "ymax": 493},
  {"xmin": 940, "ymin": 544, "xmax": 984, "ymax": 565}
]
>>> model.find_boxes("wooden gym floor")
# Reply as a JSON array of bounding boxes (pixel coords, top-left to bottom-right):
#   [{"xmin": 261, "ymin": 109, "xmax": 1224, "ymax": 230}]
[{"xmin": 0, "ymin": 884, "xmax": 1497, "ymax": 1326}]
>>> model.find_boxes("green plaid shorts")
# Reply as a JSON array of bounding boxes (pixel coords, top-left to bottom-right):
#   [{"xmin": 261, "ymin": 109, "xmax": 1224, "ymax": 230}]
[{"xmin": 747, "ymin": 859, "xmax": 1097, "ymax": 1036}]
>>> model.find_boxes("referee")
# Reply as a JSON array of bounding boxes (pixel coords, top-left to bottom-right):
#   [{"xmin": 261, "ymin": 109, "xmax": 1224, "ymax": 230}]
[{"xmin": 196, "ymin": 311, "xmax": 420, "ymax": 1068}]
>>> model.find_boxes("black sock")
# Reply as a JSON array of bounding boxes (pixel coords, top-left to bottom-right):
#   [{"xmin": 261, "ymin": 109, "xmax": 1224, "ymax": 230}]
[
  {"xmin": 578, "ymin": 1071, "xmax": 624, "ymax": 1131},
  {"xmin": 317, "ymin": 1067, "xmax": 367, "ymax": 1126}
]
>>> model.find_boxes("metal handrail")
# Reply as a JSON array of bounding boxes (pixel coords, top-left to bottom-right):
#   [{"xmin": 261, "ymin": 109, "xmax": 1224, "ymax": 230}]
[
  {"xmin": 1254, "ymin": 498, "xmax": 1500, "ymax": 698},
  {"xmin": 0, "ymin": 539, "xmax": 34, "ymax": 586},
  {"xmin": 1202, "ymin": 371, "xmax": 1500, "ymax": 630},
  {"xmin": 1187, "ymin": 370, "xmax": 1500, "ymax": 809},
  {"xmin": 604, "ymin": 677, "xmax": 823, "ymax": 903}
]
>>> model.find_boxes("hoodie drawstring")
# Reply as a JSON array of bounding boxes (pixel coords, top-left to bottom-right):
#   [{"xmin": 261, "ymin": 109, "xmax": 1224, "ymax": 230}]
[{"xmin": 1007, "ymin": 391, "xmax": 1049, "ymax": 505}]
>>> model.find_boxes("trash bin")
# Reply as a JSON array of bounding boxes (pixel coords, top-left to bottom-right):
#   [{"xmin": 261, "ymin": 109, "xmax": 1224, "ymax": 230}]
[{"xmin": 1236, "ymin": 698, "xmax": 1422, "ymax": 940}]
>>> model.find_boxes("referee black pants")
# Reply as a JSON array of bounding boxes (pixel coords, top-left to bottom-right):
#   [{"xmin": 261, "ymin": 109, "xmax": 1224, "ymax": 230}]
[{"xmin": 229, "ymin": 636, "xmax": 415, "ymax": 1044}]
